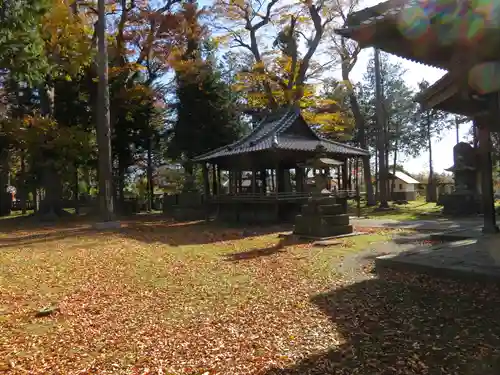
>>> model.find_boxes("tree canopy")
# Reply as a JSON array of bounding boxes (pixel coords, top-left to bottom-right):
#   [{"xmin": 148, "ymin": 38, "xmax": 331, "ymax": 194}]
[{"xmin": 0, "ymin": 0, "xmax": 460, "ymax": 215}]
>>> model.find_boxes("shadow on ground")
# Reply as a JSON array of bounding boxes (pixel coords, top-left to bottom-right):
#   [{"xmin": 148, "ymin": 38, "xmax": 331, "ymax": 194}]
[
  {"xmin": 0, "ymin": 213, "xmax": 293, "ymax": 247},
  {"xmin": 116, "ymin": 215, "xmax": 292, "ymax": 246},
  {"xmin": 352, "ymin": 216, "xmax": 488, "ymax": 232},
  {"xmin": 223, "ymin": 235, "xmax": 308, "ymax": 261},
  {"xmin": 265, "ymin": 271, "xmax": 500, "ymax": 375}
]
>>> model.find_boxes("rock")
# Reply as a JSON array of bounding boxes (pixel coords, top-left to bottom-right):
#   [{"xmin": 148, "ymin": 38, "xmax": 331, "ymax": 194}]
[{"xmin": 35, "ymin": 306, "xmax": 59, "ymax": 317}]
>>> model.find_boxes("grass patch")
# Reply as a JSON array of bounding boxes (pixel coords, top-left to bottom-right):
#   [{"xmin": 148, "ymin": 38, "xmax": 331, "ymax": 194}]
[
  {"xmin": 348, "ymin": 199, "xmax": 443, "ymax": 221},
  {"xmin": 0, "ymin": 215, "xmax": 399, "ymax": 374},
  {"xmin": 3, "ymin": 216, "xmax": 498, "ymax": 375}
]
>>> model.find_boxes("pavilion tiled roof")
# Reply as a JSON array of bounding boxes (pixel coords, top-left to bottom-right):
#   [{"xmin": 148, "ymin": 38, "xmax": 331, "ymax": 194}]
[
  {"xmin": 334, "ymin": 0, "xmax": 454, "ymax": 70},
  {"xmin": 193, "ymin": 107, "xmax": 368, "ymax": 162},
  {"xmin": 414, "ymin": 72, "xmax": 490, "ymax": 116}
]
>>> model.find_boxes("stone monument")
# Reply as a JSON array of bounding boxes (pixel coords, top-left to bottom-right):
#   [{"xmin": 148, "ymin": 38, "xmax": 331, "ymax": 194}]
[
  {"xmin": 440, "ymin": 142, "xmax": 482, "ymax": 215},
  {"xmin": 314, "ymin": 171, "xmax": 330, "ymax": 195},
  {"xmin": 293, "ymin": 155, "xmax": 353, "ymax": 239}
]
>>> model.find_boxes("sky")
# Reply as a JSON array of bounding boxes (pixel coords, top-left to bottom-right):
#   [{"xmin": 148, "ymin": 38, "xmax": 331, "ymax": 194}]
[
  {"xmin": 338, "ymin": 49, "xmax": 471, "ymax": 174},
  {"xmin": 333, "ymin": 0, "xmax": 471, "ymax": 174},
  {"xmin": 201, "ymin": 0, "xmax": 469, "ymax": 174}
]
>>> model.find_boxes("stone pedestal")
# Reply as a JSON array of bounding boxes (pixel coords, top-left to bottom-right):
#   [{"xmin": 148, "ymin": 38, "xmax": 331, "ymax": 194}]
[
  {"xmin": 293, "ymin": 195, "xmax": 353, "ymax": 239},
  {"xmin": 441, "ymin": 191, "xmax": 482, "ymax": 216}
]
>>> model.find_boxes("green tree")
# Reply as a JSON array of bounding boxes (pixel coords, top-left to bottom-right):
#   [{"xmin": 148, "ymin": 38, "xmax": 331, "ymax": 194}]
[
  {"xmin": 360, "ymin": 53, "xmax": 420, "ymax": 198},
  {"xmin": 416, "ymin": 80, "xmax": 452, "ymax": 202},
  {"xmin": 331, "ymin": 0, "xmax": 375, "ymax": 205},
  {"xmin": 169, "ymin": 53, "xmax": 244, "ymax": 174},
  {"xmin": 0, "ymin": 0, "xmax": 50, "ymax": 84},
  {"xmin": 168, "ymin": 2, "xmax": 243, "ymax": 182}
]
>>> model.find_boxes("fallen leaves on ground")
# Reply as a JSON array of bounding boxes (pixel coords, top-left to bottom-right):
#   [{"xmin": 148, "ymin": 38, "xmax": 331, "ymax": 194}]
[{"xmin": 1, "ymin": 217, "xmax": 499, "ymax": 374}]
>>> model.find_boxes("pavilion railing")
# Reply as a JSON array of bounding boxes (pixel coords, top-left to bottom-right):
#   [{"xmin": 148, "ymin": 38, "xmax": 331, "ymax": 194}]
[{"xmin": 210, "ymin": 190, "xmax": 358, "ymax": 202}]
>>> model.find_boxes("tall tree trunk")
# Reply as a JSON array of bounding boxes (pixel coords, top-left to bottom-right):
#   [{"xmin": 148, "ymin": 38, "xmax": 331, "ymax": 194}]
[
  {"xmin": 342, "ymin": 62, "xmax": 375, "ymax": 205},
  {"xmin": 147, "ymin": 135, "xmax": 154, "ymax": 211},
  {"xmin": 20, "ymin": 150, "xmax": 27, "ymax": 214},
  {"xmin": 392, "ymin": 150, "xmax": 397, "ymax": 196},
  {"xmin": 0, "ymin": 148, "xmax": 9, "ymax": 216},
  {"xmin": 33, "ymin": 187, "xmax": 38, "ymax": 213},
  {"xmin": 374, "ymin": 147, "xmax": 378, "ymax": 198},
  {"xmin": 385, "ymin": 146, "xmax": 390, "ymax": 196},
  {"xmin": 74, "ymin": 166, "xmax": 80, "ymax": 215},
  {"xmin": 374, "ymin": 48, "xmax": 389, "ymax": 208},
  {"xmin": 38, "ymin": 81, "xmax": 65, "ymax": 218},
  {"xmin": 117, "ymin": 166, "xmax": 125, "ymax": 212},
  {"xmin": 96, "ymin": 0, "xmax": 115, "ymax": 221},
  {"xmin": 426, "ymin": 112, "xmax": 436, "ymax": 202},
  {"xmin": 391, "ymin": 121, "xmax": 400, "ymax": 197}
]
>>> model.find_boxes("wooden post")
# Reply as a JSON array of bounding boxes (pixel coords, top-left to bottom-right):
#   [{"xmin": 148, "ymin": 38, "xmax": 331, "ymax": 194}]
[
  {"xmin": 260, "ymin": 169, "xmax": 267, "ymax": 194},
  {"xmin": 238, "ymin": 170, "xmax": 243, "ymax": 193},
  {"xmin": 217, "ymin": 167, "xmax": 222, "ymax": 194},
  {"xmin": 211, "ymin": 164, "xmax": 217, "ymax": 196},
  {"xmin": 202, "ymin": 164, "xmax": 210, "ymax": 197},
  {"xmin": 295, "ymin": 167, "xmax": 304, "ymax": 192},
  {"xmin": 473, "ymin": 121, "xmax": 479, "ymax": 149},
  {"xmin": 337, "ymin": 166, "xmax": 341, "ymax": 189},
  {"xmin": 356, "ymin": 157, "xmax": 361, "ymax": 217},
  {"xmin": 477, "ymin": 115, "xmax": 498, "ymax": 233},
  {"xmin": 342, "ymin": 159, "xmax": 348, "ymax": 191},
  {"xmin": 276, "ymin": 165, "xmax": 285, "ymax": 193},
  {"xmin": 251, "ymin": 169, "xmax": 257, "ymax": 193}
]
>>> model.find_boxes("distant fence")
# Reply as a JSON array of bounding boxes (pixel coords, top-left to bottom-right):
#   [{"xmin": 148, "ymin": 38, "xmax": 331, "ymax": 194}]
[
  {"xmin": 8, "ymin": 196, "xmax": 163, "ymax": 214},
  {"xmin": 11, "ymin": 200, "xmax": 34, "ymax": 211}
]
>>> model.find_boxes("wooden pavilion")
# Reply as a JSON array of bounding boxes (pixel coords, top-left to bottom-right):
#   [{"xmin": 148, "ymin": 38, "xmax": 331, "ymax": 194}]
[
  {"xmin": 335, "ymin": 0, "xmax": 500, "ymax": 233},
  {"xmin": 192, "ymin": 106, "xmax": 369, "ymax": 223}
]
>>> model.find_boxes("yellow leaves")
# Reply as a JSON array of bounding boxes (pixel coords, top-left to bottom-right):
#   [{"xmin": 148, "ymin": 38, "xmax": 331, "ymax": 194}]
[
  {"xmin": 109, "ymin": 63, "xmax": 146, "ymax": 79},
  {"xmin": 41, "ymin": 0, "xmax": 94, "ymax": 76}
]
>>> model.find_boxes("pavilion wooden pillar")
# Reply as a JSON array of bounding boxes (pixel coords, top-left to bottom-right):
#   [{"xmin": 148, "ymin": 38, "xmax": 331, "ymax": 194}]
[
  {"xmin": 355, "ymin": 157, "xmax": 361, "ymax": 217},
  {"xmin": 217, "ymin": 168, "xmax": 222, "ymax": 194},
  {"xmin": 260, "ymin": 169, "xmax": 267, "ymax": 194},
  {"xmin": 295, "ymin": 167, "xmax": 304, "ymax": 192},
  {"xmin": 211, "ymin": 164, "xmax": 218, "ymax": 196},
  {"xmin": 239, "ymin": 171, "xmax": 244, "ymax": 192},
  {"xmin": 276, "ymin": 165, "xmax": 285, "ymax": 193},
  {"xmin": 251, "ymin": 169, "xmax": 257, "ymax": 193},
  {"xmin": 342, "ymin": 159, "xmax": 348, "ymax": 190},
  {"xmin": 228, "ymin": 171, "xmax": 234, "ymax": 194},
  {"xmin": 476, "ymin": 114, "xmax": 498, "ymax": 234},
  {"xmin": 202, "ymin": 164, "xmax": 210, "ymax": 196}
]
